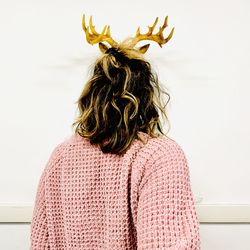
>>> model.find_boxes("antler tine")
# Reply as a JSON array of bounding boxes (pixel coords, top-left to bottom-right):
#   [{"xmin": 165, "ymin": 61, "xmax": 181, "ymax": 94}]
[
  {"xmin": 89, "ymin": 16, "xmax": 101, "ymax": 35},
  {"xmin": 82, "ymin": 14, "xmax": 118, "ymax": 47},
  {"xmin": 132, "ymin": 16, "xmax": 175, "ymax": 48},
  {"xmin": 159, "ymin": 16, "xmax": 175, "ymax": 45},
  {"xmin": 147, "ymin": 17, "xmax": 158, "ymax": 35}
]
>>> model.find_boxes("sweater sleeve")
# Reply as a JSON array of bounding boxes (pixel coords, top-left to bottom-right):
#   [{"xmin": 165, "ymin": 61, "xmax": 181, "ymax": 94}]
[
  {"xmin": 30, "ymin": 142, "xmax": 65, "ymax": 250},
  {"xmin": 136, "ymin": 142, "xmax": 201, "ymax": 250}
]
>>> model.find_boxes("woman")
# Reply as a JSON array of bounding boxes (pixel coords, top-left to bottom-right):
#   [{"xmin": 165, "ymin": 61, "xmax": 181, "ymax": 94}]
[{"xmin": 30, "ymin": 15, "xmax": 201, "ymax": 249}]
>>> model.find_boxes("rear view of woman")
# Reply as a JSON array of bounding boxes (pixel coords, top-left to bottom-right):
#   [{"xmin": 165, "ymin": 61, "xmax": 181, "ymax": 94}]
[{"xmin": 30, "ymin": 14, "xmax": 201, "ymax": 249}]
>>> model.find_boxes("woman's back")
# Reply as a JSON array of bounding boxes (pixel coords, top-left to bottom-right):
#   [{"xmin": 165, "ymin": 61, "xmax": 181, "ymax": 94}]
[
  {"xmin": 30, "ymin": 15, "xmax": 200, "ymax": 249},
  {"xmin": 30, "ymin": 131, "xmax": 200, "ymax": 249}
]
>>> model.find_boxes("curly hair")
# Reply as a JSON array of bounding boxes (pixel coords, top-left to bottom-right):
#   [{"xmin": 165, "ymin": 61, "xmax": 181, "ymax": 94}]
[{"xmin": 72, "ymin": 40, "xmax": 171, "ymax": 155}]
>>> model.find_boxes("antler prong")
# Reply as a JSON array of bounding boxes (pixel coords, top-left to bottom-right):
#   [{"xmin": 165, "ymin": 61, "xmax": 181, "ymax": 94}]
[
  {"xmin": 163, "ymin": 27, "xmax": 174, "ymax": 46},
  {"xmin": 91, "ymin": 25, "xmax": 107, "ymax": 44},
  {"xmin": 106, "ymin": 26, "xmax": 111, "ymax": 37},
  {"xmin": 162, "ymin": 16, "xmax": 168, "ymax": 29},
  {"xmin": 82, "ymin": 14, "xmax": 87, "ymax": 32},
  {"xmin": 89, "ymin": 16, "xmax": 99, "ymax": 35},
  {"xmin": 136, "ymin": 27, "xmax": 140, "ymax": 36},
  {"xmin": 147, "ymin": 17, "xmax": 158, "ymax": 35}
]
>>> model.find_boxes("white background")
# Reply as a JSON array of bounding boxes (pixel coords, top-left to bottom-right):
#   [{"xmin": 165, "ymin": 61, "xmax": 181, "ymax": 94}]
[{"xmin": 0, "ymin": 0, "xmax": 249, "ymax": 249}]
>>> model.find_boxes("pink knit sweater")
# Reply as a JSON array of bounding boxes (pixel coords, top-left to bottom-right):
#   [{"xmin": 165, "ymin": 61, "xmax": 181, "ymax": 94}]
[{"xmin": 30, "ymin": 131, "xmax": 201, "ymax": 249}]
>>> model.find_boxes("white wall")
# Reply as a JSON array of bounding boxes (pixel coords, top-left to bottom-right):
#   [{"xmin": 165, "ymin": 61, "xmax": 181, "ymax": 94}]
[{"xmin": 0, "ymin": 0, "xmax": 249, "ymax": 249}]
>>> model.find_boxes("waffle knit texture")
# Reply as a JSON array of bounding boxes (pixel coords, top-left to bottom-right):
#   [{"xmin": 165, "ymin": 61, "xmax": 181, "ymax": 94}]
[{"xmin": 30, "ymin": 131, "xmax": 201, "ymax": 249}]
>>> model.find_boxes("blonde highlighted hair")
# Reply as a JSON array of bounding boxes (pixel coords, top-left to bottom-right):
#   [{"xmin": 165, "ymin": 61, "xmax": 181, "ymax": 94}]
[{"xmin": 72, "ymin": 39, "xmax": 171, "ymax": 155}]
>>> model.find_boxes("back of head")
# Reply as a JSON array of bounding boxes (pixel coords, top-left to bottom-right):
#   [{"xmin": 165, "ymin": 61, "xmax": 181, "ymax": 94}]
[{"xmin": 72, "ymin": 15, "xmax": 174, "ymax": 155}]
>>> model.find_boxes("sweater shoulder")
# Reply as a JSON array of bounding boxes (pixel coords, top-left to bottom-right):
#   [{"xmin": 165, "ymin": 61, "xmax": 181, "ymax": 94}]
[
  {"xmin": 144, "ymin": 134, "xmax": 187, "ymax": 161},
  {"xmin": 152, "ymin": 136, "xmax": 187, "ymax": 163},
  {"xmin": 140, "ymin": 135, "xmax": 188, "ymax": 183},
  {"xmin": 42, "ymin": 135, "xmax": 74, "ymax": 176}
]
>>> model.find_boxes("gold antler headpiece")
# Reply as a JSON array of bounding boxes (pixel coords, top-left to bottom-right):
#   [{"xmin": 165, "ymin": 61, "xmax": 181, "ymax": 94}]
[
  {"xmin": 82, "ymin": 14, "xmax": 175, "ymax": 54},
  {"xmin": 131, "ymin": 16, "xmax": 175, "ymax": 48},
  {"xmin": 82, "ymin": 14, "xmax": 118, "ymax": 47}
]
